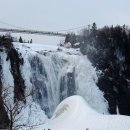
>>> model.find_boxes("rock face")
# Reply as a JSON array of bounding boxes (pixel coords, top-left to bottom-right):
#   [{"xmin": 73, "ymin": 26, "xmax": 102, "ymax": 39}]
[
  {"xmin": 0, "ymin": 36, "xmax": 25, "ymax": 102},
  {"xmin": 60, "ymin": 69, "xmax": 76, "ymax": 102},
  {"xmin": 0, "ymin": 56, "xmax": 9, "ymax": 129},
  {"xmin": 0, "ymin": 36, "xmax": 26, "ymax": 129},
  {"xmin": 6, "ymin": 45, "xmax": 25, "ymax": 102}
]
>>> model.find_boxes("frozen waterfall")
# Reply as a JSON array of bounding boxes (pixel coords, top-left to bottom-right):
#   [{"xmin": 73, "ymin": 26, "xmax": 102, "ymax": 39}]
[{"xmin": 13, "ymin": 43, "xmax": 108, "ymax": 118}]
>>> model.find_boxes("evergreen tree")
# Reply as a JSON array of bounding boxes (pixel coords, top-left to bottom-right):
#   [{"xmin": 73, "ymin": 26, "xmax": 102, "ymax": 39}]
[
  {"xmin": 65, "ymin": 33, "xmax": 77, "ymax": 47},
  {"xmin": 19, "ymin": 36, "xmax": 23, "ymax": 43},
  {"xmin": 91, "ymin": 22, "xmax": 97, "ymax": 37},
  {"xmin": 79, "ymin": 24, "xmax": 130, "ymax": 115},
  {"xmin": 65, "ymin": 34, "xmax": 71, "ymax": 43},
  {"xmin": 30, "ymin": 39, "xmax": 32, "ymax": 43}
]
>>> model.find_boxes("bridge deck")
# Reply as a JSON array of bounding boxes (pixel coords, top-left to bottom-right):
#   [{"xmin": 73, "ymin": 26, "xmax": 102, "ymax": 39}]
[{"xmin": 0, "ymin": 28, "xmax": 67, "ymax": 37}]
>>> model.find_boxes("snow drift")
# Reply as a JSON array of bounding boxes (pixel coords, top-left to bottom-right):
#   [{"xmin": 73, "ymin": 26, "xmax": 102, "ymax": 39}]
[{"xmin": 39, "ymin": 95, "xmax": 130, "ymax": 130}]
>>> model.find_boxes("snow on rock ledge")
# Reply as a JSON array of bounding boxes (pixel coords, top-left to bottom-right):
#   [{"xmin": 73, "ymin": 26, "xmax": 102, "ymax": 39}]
[{"xmin": 39, "ymin": 95, "xmax": 130, "ymax": 130}]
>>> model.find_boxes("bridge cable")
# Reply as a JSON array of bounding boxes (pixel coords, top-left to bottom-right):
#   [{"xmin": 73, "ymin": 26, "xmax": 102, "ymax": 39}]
[
  {"xmin": 0, "ymin": 20, "xmax": 88, "ymax": 33},
  {"xmin": 0, "ymin": 20, "xmax": 25, "ymax": 30},
  {"xmin": 55, "ymin": 25, "xmax": 88, "ymax": 32}
]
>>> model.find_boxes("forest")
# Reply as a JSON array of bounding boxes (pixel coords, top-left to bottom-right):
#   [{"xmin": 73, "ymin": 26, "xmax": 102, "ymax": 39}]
[{"xmin": 65, "ymin": 23, "xmax": 130, "ymax": 115}]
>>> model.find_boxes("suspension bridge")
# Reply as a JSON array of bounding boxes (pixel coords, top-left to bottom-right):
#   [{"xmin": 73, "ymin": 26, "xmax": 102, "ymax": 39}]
[
  {"xmin": 0, "ymin": 20, "xmax": 87, "ymax": 38},
  {"xmin": 0, "ymin": 28, "xmax": 67, "ymax": 37}
]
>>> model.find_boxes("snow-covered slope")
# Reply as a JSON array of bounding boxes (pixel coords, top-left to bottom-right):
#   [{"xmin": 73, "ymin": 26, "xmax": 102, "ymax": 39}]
[{"xmin": 38, "ymin": 95, "xmax": 130, "ymax": 130}]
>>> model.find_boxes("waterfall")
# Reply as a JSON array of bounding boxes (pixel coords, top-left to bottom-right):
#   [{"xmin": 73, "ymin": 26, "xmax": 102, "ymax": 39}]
[{"xmin": 12, "ymin": 43, "xmax": 108, "ymax": 118}]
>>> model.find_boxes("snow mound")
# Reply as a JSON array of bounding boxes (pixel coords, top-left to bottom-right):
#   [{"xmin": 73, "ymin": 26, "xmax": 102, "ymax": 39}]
[{"xmin": 39, "ymin": 95, "xmax": 130, "ymax": 130}]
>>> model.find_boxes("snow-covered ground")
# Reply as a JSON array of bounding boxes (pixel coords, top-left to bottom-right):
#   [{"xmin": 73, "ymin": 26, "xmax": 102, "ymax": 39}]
[
  {"xmin": 0, "ymin": 32, "xmax": 65, "ymax": 45},
  {"xmin": 37, "ymin": 95, "xmax": 130, "ymax": 130},
  {"xmin": 13, "ymin": 42, "xmax": 80, "ymax": 54}
]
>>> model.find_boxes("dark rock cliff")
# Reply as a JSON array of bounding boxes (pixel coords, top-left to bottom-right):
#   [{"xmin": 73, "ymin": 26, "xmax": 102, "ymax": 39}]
[
  {"xmin": 0, "ymin": 56, "xmax": 9, "ymax": 129},
  {"xmin": 0, "ymin": 36, "xmax": 26, "ymax": 128}
]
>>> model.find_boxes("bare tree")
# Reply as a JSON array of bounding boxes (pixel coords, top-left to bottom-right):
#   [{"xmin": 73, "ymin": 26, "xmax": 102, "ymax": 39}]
[{"xmin": 1, "ymin": 86, "xmax": 44, "ymax": 130}]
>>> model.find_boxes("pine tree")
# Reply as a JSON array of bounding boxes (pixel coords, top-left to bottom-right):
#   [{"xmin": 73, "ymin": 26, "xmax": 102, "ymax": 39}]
[
  {"xmin": 30, "ymin": 39, "xmax": 32, "ymax": 43},
  {"xmin": 65, "ymin": 34, "xmax": 71, "ymax": 43},
  {"xmin": 91, "ymin": 22, "xmax": 97, "ymax": 37},
  {"xmin": 19, "ymin": 36, "xmax": 23, "ymax": 43}
]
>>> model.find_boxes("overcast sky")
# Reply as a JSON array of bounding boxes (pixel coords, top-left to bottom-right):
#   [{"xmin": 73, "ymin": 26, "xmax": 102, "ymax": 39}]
[{"xmin": 0, "ymin": 0, "xmax": 129, "ymax": 43}]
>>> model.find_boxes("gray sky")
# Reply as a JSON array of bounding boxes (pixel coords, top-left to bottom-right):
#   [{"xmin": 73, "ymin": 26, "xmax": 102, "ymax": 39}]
[{"xmin": 0, "ymin": 0, "xmax": 130, "ymax": 43}]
